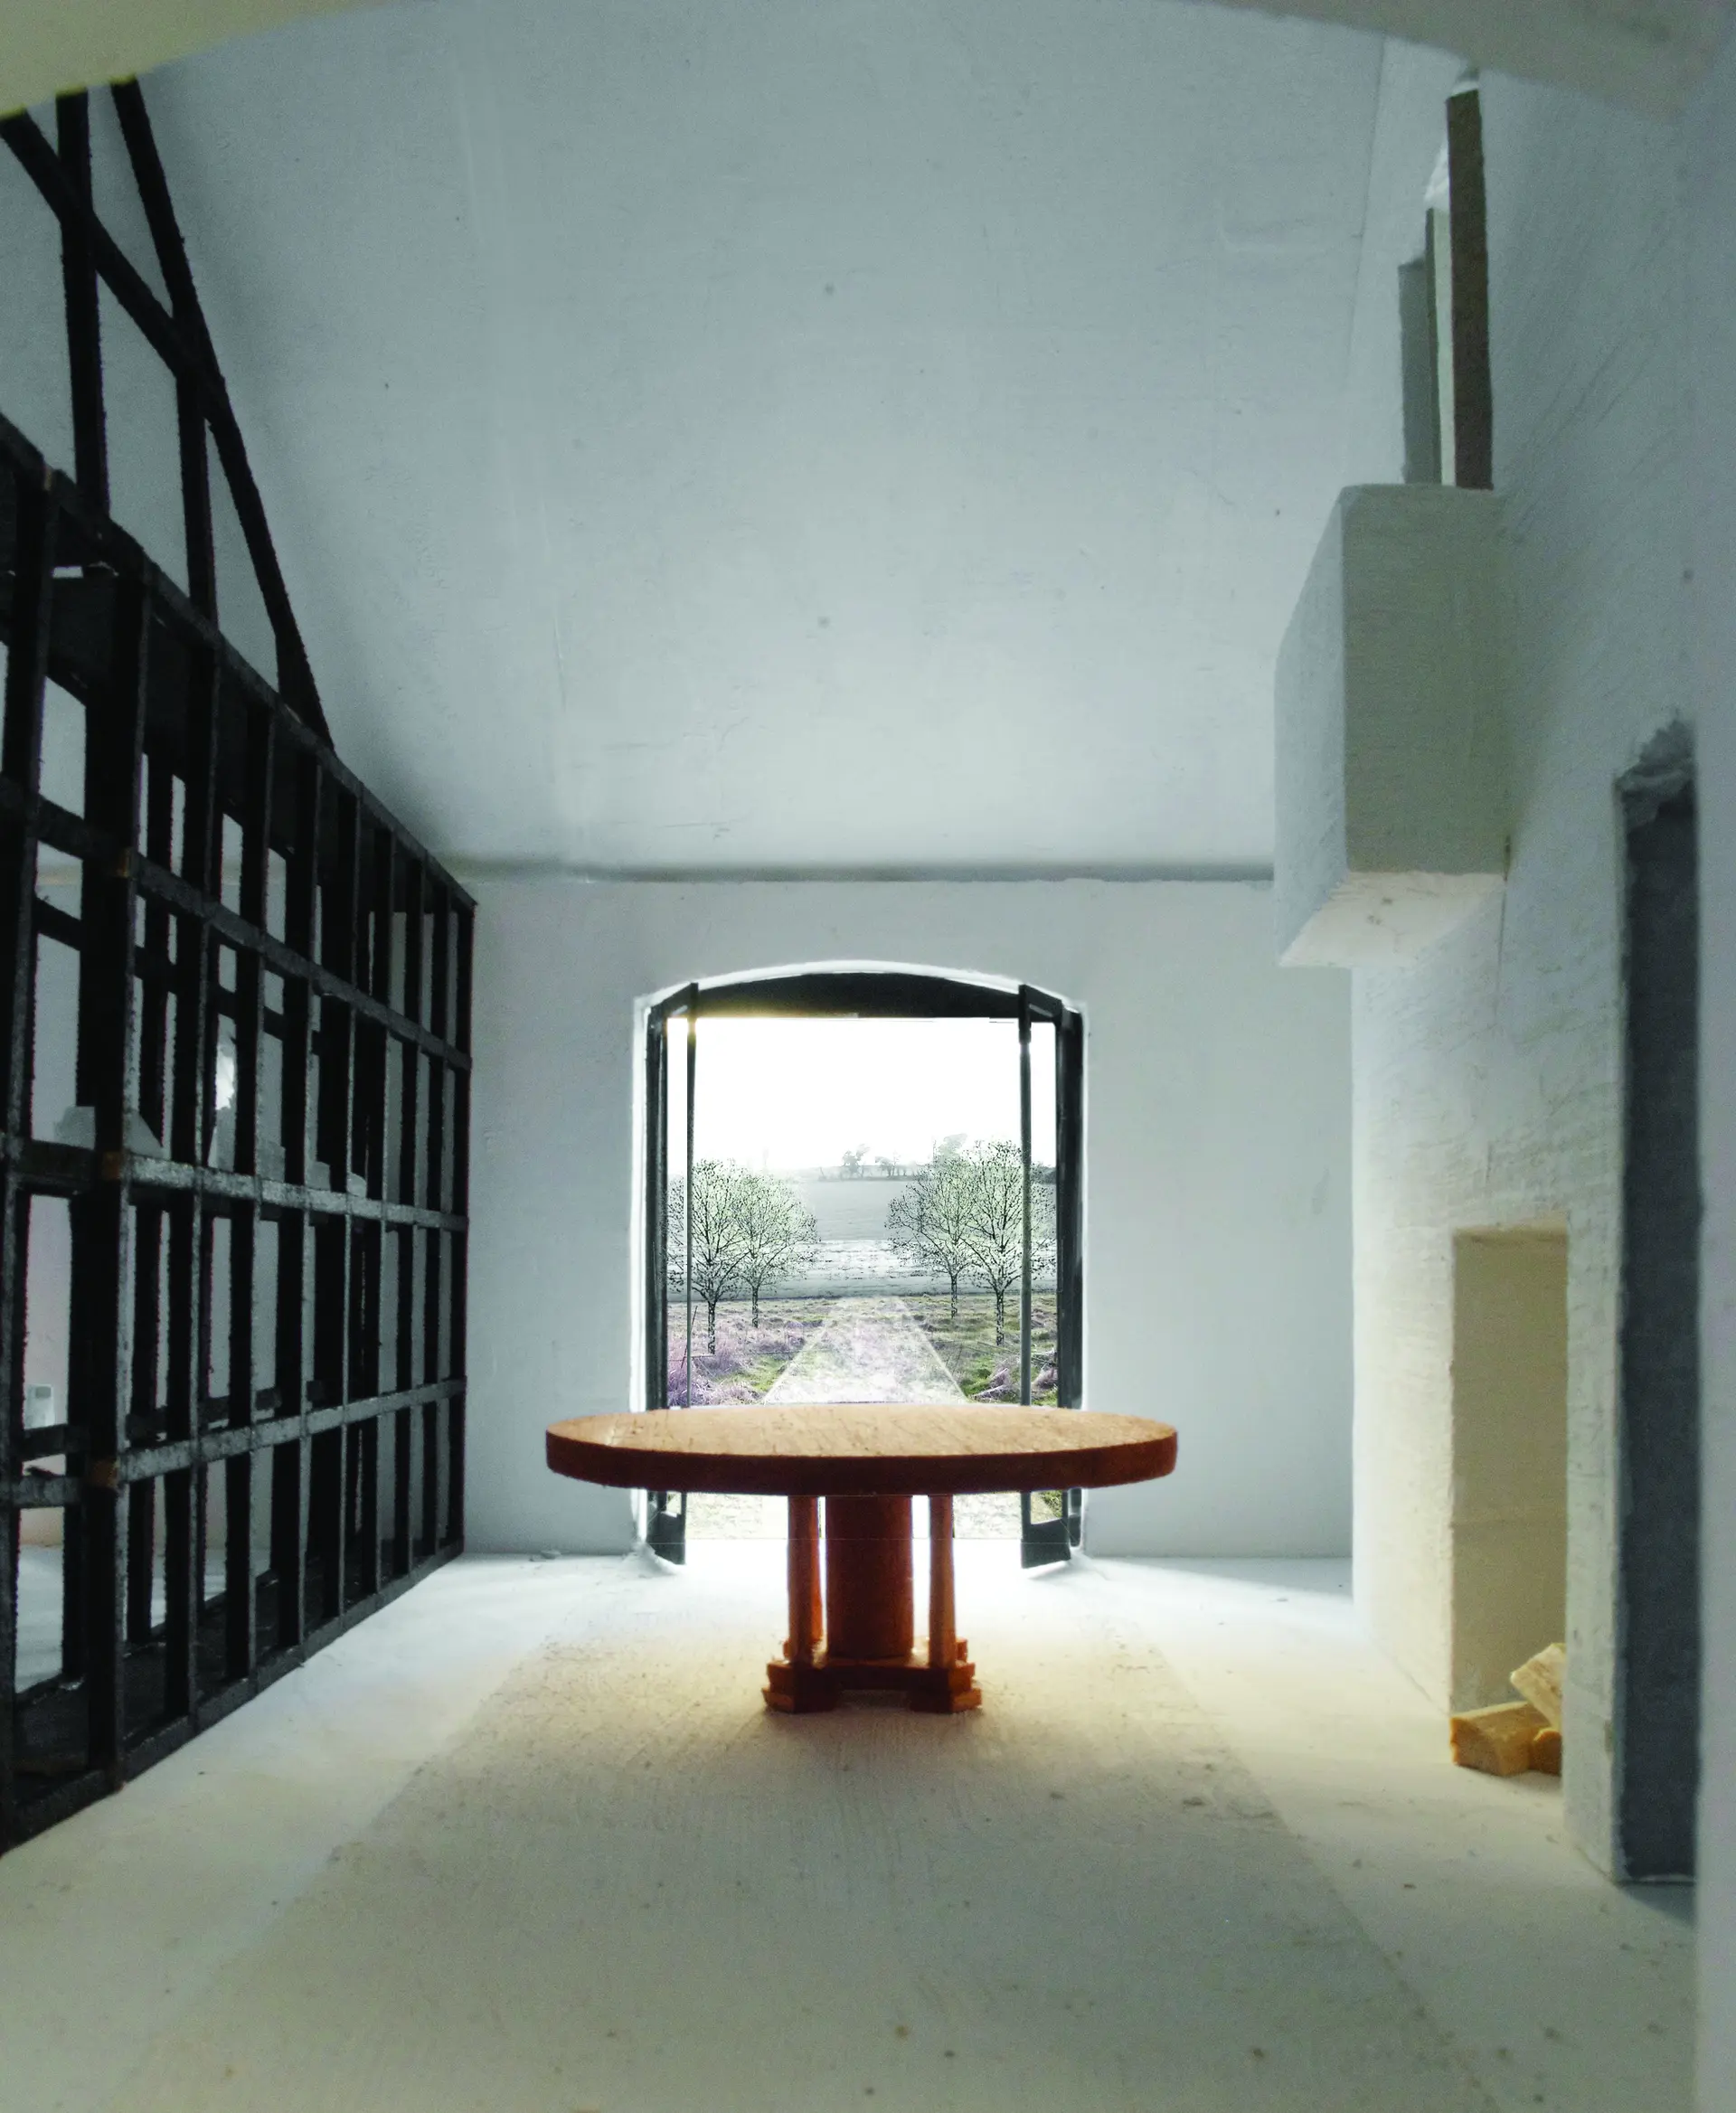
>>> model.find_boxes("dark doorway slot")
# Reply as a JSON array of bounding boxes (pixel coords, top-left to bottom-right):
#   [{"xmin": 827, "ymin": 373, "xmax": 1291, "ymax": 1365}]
[
  {"xmin": 1394, "ymin": 83, "xmax": 1491, "ymax": 493},
  {"xmin": 1617, "ymin": 734, "xmax": 1700, "ymax": 1881}
]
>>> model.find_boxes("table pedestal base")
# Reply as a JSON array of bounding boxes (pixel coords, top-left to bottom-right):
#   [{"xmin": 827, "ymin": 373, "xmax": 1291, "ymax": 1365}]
[
  {"xmin": 764, "ymin": 1644, "xmax": 982, "ymax": 1714},
  {"xmin": 763, "ymin": 1492, "xmax": 983, "ymax": 1715}
]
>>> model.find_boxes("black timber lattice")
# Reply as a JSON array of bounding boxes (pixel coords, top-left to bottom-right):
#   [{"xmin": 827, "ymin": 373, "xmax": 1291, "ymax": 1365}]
[
  {"xmin": 0, "ymin": 87, "xmax": 472, "ymax": 1854},
  {"xmin": 1, "ymin": 84, "xmax": 330, "ymax": 738}
]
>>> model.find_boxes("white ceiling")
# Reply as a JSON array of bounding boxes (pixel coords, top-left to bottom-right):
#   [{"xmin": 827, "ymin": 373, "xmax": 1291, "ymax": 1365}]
[
  {"xmin": 10, "ymin": 0, "xmax": 1727, "ymax": 125},
  {"xmin": 133, "ymin": 0, "xmax": 1429, "ymax": 873}
]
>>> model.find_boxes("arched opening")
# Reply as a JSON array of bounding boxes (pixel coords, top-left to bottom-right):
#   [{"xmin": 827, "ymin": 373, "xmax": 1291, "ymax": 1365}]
[{"xmin": 639, "ymin": 967, "xmax": 1083, "ymax": 1567}]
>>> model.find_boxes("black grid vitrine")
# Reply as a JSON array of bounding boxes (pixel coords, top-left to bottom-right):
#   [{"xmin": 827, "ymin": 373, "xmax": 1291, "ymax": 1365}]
[{"xmin": 0, "ymin": 410, "xmax": 473, "ymax": 1852}]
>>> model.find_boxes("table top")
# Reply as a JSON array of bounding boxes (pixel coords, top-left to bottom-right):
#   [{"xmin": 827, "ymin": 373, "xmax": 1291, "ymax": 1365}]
[{"xmin": 545, "ymin": 1405, "xmax": 1177, "ymax": 1498}]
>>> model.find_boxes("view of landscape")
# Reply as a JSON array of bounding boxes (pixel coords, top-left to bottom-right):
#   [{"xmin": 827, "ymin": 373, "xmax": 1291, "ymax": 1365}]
[{"xmin": 662, "ymin": 1014, "xmax": 1061, "ymax": 1538}]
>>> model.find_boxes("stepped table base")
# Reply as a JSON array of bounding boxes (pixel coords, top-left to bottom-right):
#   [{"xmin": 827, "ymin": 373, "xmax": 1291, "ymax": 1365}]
[{"xmin": 764, "ymin": 1492, "xmax": 982, "ymax": 1715}]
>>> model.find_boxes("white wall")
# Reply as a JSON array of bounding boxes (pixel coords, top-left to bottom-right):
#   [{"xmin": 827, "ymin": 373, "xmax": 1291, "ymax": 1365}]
[
  {"xmin": 1686, "ymin": 27, "xmax": 1736, "ymax": 2108},
  {"xmin": 463, "ymin": 878, "xmax": 1350, "ymax": 1561},
  {"xmin": 1344, "ymin": 73, "xmax": 1688, "ymax": 1876},
  {"xmin": 1332, "ymin": 42, "xmax": 1736, "ymax": 2092}
]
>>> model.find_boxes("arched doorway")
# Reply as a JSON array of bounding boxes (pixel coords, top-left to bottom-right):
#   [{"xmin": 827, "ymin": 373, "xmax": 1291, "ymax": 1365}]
[{"xmin": 641, "ymin": 968, "xmax": 1083, "ymax": 1567}]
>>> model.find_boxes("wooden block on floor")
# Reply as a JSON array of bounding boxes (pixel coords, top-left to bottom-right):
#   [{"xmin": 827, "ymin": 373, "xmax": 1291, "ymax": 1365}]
[
  {"xmin": 1449, "ymin": 1699, "xmax": 1549, "ymax": 1776},
  {"xmin": 1510, "ymin": 1642, "xmax": 1565, "ymax": 1728},
  {"xmin": 1530, "ymin": 1725, "xmax": 1562, "ymax": 1776}
]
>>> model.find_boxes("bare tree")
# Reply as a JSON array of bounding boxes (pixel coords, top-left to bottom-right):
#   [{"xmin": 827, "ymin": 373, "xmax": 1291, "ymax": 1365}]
[
  {"xmin": 670, "ymin": 1160, "xmax": 820, "ymax": 1348},
  {"xmin": 955, "ymin": 1139, "xmax": 1057, "ymax": 1347},
  {"xmin": 733, "ymin": 1171, "xmax": 821, "ymax": 1325},
  {"xmin": 886, "ymin": 1152, "xmax": 976, "ymax": 1320},
  {"xmin": 668, "ymin": 1159, "xmax": 751, "ymax": 1355}
]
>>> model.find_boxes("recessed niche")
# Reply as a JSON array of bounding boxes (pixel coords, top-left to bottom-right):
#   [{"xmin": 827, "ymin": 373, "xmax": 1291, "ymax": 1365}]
[{"xmin": 1450, "ymin": 1227, "xmax": 1567, "ymax": 1713}]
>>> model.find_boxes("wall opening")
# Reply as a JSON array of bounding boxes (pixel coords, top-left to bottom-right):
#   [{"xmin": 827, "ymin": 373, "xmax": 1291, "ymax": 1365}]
[
  {"xmin": 1616, "ymin": 739, "xmax": 1700, "ymax": 1881},
  {"xmin": 1450, "ymin": 1228, "xmax": 1569, "ymax": 1713},
  {"xmin": 641, "ymin": 969, "xmax": 1083, "ymax": 1568}
]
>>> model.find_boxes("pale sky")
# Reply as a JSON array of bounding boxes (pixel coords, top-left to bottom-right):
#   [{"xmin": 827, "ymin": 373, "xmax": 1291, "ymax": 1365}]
[{"xmin": 670, "ymin": 1015, "xmax": 1055, "ymax": 1170}]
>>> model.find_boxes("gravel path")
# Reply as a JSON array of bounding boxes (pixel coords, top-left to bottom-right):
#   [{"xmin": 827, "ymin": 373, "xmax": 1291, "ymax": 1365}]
[
  {"xmin": 692, "ymin": 1296, "xmax": 1019, "ymax": 1540},
  {"xmin": 763, "ymin": 1295, "xmax": 964, "ymax": 1404}
]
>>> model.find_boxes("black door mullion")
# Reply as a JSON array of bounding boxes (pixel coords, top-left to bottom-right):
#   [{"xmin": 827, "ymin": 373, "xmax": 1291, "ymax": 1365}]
[
  {"xmin": 683, "ymin": 1008, "xmax": 696, "ymax": 1411},
  {"xmin": 1018, "ymin": 994, "xmax": 1033, "ymax": 1405},
  {"xmin": 1054, "ymin": 1008, "xmax": 1084, "ymax": 1410},
  {"xmin": 642, "ymin": 986, "xmax": 696, "ymax": 1564},
  {"xmin": 1017, "ymin": 985, "xmax": 1083, "ymax": 1566},
  {"xmin": 1056, "ymin": 1007, "xmax": 1085, "ymax": 1546},
  {"xmin": 642, "ymin": 998, "xmax": 670, "ymax": 1412}
]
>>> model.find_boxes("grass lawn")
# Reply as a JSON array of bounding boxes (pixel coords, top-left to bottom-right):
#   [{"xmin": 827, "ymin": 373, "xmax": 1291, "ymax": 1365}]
[
  {"xmin": 665, "ymin": 1298, "xmax": 826, "ymax": 1406},
  {"xmin": 675, "ymin": 1292, "xmax": 1058, "ymax": 1539},
  {"xmin": 676, "ymin": 1300, "xmax": 824, "ymax": 1537},
  {"xmin": 907, "ymin": 1291, "xmax": 1064, "ymax": 1528},
  {"xmin": 904, "ymin": 1292, "xmax": 1060, "ymax": 1405}
]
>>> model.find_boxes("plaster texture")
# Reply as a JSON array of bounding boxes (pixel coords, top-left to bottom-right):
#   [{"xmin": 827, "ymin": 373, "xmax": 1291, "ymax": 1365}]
[
  {"xmin": 1275, "ymin": 483, "xmax": 1506, "ymax": 967},
  {"xmin": 464, "ymin": 878, "xmax": 1350, "ymax": 1561},
  {"xmin": 1344, "ymin": 76, "xmax": 1690, "ymax": 1881}
]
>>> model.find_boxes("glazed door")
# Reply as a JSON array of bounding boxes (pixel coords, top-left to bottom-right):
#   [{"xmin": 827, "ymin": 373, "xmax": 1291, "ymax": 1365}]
[
  {"xmin": 1018, "ymin": 988, "xmax": 1084, "ymax": 1566},
  {"xmin": 641, "ymin": 985, "xmax": 697, "ymax": 1563}
]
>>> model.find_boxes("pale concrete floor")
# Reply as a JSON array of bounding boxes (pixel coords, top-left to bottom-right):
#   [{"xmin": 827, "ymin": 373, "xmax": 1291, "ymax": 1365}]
[{"xmin": 0, "ymin": 1549, "xmax": 1694, "ymax": 2112}]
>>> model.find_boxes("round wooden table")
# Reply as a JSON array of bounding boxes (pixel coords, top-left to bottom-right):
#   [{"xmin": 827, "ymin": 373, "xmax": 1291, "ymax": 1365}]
[{"xmin": 545, "ymin": 1405, "xmax": 1178, "ymax": 1714}]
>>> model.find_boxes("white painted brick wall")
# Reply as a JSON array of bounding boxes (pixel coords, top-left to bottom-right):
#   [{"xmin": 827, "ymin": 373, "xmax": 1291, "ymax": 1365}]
[{"xmin": 1349, "ymin": 75, "xmax": 1689, "ymax": 1877}]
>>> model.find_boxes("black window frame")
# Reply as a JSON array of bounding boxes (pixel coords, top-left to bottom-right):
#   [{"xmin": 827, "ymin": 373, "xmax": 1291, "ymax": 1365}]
[{"xmin": 639, "ymin": 969, "xmax": 1084, "ymax": 1567}]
